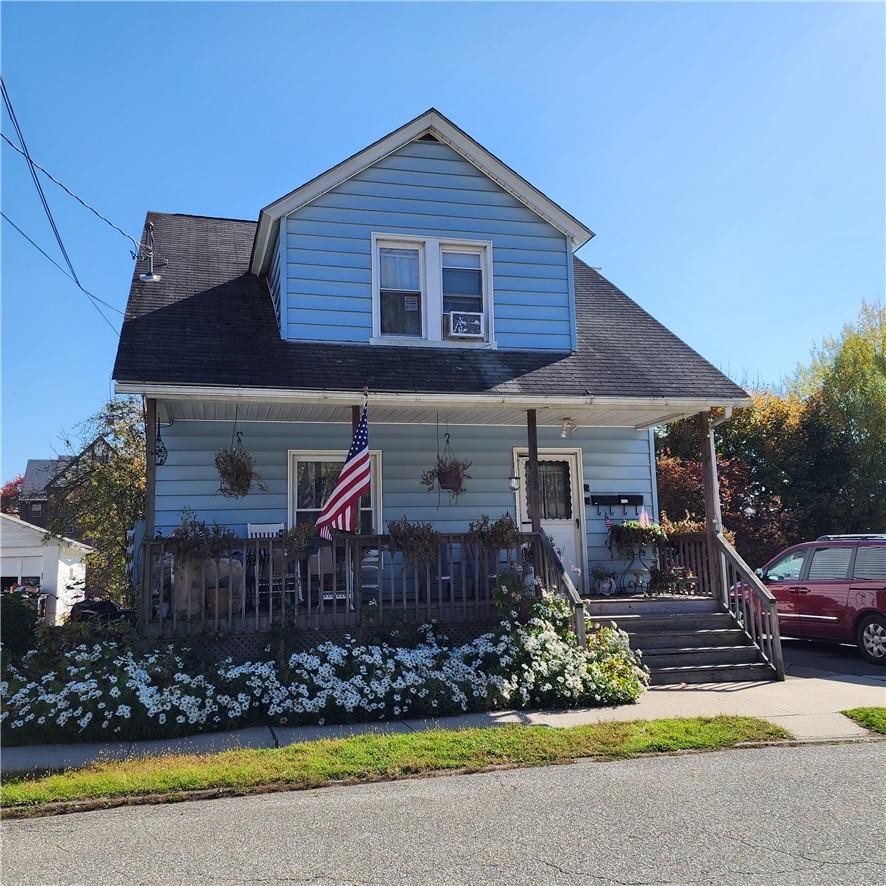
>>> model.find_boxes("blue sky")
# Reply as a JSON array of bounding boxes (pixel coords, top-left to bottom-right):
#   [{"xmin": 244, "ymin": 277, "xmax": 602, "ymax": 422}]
[{"xmin": 2, "ymin": 2, "xmax": 883, "ymax": 479}]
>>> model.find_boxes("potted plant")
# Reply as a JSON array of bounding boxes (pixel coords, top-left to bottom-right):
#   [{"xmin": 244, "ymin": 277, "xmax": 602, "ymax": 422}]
[
  {"xmin": 591, "ymin": 563, "xmax": 617, "ymax": 596},
  {"xmin": 386, "ymin": 516, "xmax": 440, "ymax": 563},
  {"xmin": 214, "ymin": 442, "xmax": 268, "ymax": 499},
  {"xmin": 278, "ymin": 522, "xmax": 322, "ymax": 559},
  {"xmin": 421, "ymin": 455, "xmax": 472, "ymax": 500},
  {"xmin": 468, "ymin": 513, "xmax": 522, "ymax": 551}
]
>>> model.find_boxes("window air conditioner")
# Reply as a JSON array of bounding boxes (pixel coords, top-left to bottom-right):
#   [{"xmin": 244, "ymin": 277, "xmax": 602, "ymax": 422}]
[{"xmin": 444, "ymin": 311, "xmax": 484, "ymax": 339}]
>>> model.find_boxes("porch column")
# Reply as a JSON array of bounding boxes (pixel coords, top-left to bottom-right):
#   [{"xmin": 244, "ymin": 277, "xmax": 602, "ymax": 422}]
[
  {"xmin": 144, "ymin": 397, "xmax": 157, "ymax": 541},
  {"xmin": 526, "ymin": 409, "xmax": 541, "ymax": 534},
  {"xmin": 699, "ymin": 411, "xmax": 726, "ymax": 602}
]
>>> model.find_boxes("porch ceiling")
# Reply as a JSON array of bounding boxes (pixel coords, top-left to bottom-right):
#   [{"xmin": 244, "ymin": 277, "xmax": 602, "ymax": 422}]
[{"xmin": 158, "ymin": 397, "xmax": 706, "ymax": 429}]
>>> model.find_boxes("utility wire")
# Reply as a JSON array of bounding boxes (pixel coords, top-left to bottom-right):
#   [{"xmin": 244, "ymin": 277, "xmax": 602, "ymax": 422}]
[
  {"xmin": 1, "ymin": 211, "xmax": 124, "ymax": 317},
  {"xmin": 1, "ymin": 77, "xmax": 119, "ymax": 334},
  {"xmin": 1, "ymin": 132, "xmax": 145, "ymax": 258}
]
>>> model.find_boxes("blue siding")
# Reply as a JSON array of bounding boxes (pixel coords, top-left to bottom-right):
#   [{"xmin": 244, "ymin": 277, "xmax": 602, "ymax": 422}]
[
  {"xmin": 284, "ymin": 139, "xmax": 575, "ymax": 351},
  {"xmin": 154, "ymin": 421, "xmax": 656, "ymax": 580}
]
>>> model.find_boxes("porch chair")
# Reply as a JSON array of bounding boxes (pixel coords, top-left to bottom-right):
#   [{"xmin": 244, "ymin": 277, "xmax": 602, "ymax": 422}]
[{"xmin": 247, "ymin": 522, "xmax": 285, "ymax": 539}]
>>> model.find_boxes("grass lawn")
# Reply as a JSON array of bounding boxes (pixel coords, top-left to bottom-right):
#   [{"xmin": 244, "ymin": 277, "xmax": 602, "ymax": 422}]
[
  {"xmin": 841, "ymin": 707, "xmax": 886, "ymax": 734},
  {"xmin": 1, "ymin": 716, "xmax": 788, "ymax": 815}
]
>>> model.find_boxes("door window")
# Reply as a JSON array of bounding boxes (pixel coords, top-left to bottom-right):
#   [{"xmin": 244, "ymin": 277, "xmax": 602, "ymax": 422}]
[
  {"xmin": 853, "ymin": 545, "xmax": 886, "ymax": 580},
  {"xmin": 806, "ymin": 546, "xmax": 853, "ymax": 580},
  {"xmin": 765, "ymin": 550, "xmax": 806, "ymax": 581},
  {"xmin": 523, "ymin": 460, "xmax": 572, "ymax": 521}
]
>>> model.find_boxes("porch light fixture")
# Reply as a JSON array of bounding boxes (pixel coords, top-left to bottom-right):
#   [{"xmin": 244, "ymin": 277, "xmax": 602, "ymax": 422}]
[
  {"xmin": 560, "ymin": 417, "xmax": 576, "ymax": 438},
  {"xmin": 508, "ymin": 474, "xmax": 520, "ymax": 491}
]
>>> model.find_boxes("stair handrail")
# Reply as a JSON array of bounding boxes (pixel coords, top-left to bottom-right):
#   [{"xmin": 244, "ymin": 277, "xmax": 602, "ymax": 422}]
[
  {"xmin": 712, "ymin": 532, "xmax": 785, "ymax": 680},
  {"xmin": 536, "ymin": 530, "xmax": 587, "ymax": 648}
]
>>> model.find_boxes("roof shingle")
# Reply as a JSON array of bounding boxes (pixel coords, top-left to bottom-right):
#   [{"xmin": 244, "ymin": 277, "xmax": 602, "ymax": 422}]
[{"xmin": 112, "ymin": 212, "xmax": 747, "ymax": 401}]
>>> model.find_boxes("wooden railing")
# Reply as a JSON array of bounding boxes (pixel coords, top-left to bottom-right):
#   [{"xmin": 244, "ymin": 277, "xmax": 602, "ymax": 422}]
[
  {"xmin": 536, "ymin": 531, "xmax": 587, "ymax": 647},
  {"xmin": 140, "ymin": 532, "xmax": 538, "ymax": 639},
  {"xmin": 667, "ymin": 532, "xmax": 715, "ymax": 596},
  {"xmin": 712, "ymin": 533, "xmax": 785, "ymax": 680}
]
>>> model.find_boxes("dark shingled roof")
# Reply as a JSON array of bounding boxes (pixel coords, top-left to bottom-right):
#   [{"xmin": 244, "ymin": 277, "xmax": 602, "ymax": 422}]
[
  {"xmin": 113, "ymin": 212, "xmax": 747, "ymax": 400},
  {"xmin": 21, "ymin": 458, "xmax": 73, "ymax": 499}
]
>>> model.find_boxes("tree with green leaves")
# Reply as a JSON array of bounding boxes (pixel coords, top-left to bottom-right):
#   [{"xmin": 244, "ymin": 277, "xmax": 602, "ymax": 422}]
[
  {"xmin": 44, "ymin": 398, "xmax": 146, "ymax": 603},
  {"xmin": 658, "ymin": 303, "xmax": 885, "ymax": 566}
]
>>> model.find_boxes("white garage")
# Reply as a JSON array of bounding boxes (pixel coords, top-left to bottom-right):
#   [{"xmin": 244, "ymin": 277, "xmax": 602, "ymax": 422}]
[{"xmin": 0, "ymin": 513, "xmax": 94, "ymax": 625}]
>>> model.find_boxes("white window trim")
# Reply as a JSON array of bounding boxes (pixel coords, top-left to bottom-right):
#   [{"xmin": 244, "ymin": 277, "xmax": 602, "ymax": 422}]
[
  {"xmin": 287, "ymin": 449, "xmax": 383, "ymax": 533},
  {"xmin": 371, "ymin": 232, "xmax": 495, "ymax": 346}
]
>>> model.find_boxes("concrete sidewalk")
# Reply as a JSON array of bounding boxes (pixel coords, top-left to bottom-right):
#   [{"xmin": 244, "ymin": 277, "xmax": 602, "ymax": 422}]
[{"xmin": 3, "ymin": 647, "xmax": 884, "ymax": 775}]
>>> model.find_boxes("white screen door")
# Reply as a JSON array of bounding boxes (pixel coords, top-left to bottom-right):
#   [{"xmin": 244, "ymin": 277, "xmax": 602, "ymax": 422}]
[{"xmin": 515, "ymin": 451, "xmax": 585, "ymax": 592}]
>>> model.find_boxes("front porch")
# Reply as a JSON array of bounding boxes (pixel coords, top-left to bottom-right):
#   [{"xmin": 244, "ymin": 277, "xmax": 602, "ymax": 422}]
[{"xmin": 135, "ymin": 391, "xmax": 784, "ymax": 680}]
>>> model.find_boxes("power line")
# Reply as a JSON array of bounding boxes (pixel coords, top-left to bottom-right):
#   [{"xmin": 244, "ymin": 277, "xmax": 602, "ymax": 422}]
[
  {"xmin": 1, "ymin": 210, "xmax": 124, "ymax": 318},
  {"xmin": 1, "ymin": 132, "xmax": 145, "ymax": 258},
  {"xmin": 1, "ymin": 77, "xmax": 119, "ymax": 334}
]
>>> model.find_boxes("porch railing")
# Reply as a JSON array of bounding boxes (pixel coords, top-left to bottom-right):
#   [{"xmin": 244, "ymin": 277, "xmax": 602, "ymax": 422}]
[
  {"xmin": 667, "ymin": 532, "xmax": 715, "ymax": 596},
  {"xmin": 536, "ymin": 531, "xmax": 587, "ymax": 646},
  {"xmin": 712, "ymin": 533, "xmax": 785, "ymax": 680},
  {"xmin": 139, "ymin": 531, "xmax": 567, "ymax": 639}
]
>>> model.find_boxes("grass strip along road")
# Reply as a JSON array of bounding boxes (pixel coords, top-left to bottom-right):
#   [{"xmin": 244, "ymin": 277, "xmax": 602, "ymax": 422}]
[
  {"xmin": 842, "ymin": 706, "xmax": 886, "ymax": 734},
  {"xmin": 2, "ymin": 716, "xmax": 789, "ymax": 816}
]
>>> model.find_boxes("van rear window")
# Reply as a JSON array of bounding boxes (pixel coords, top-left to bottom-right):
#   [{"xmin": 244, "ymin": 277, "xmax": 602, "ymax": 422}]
[{"xmin": 853, "ymin": 546, "xmax": 886, "ymax": 581}]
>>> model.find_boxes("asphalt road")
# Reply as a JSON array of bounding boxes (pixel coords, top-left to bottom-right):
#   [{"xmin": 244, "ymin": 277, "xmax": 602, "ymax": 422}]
[{"xmin": 3, "ymin": 741, "xmax": 884, "ymax": 886}]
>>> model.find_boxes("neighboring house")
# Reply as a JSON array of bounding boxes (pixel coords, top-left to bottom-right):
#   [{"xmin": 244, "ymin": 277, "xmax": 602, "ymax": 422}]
[
  {"xmin": 113, "ymin": 109, "xmax": 784, "ymax": 682},
  {"xmin": 0, "ymin": 513, "xmax": 93, "ymax": 624},
  {"xmin": 17, "ymin": 440, "xmax": 111, "ymax": 537},
  {"xmin": 18, "ymin": 457, "xmax": 73, "ymax": 528}
]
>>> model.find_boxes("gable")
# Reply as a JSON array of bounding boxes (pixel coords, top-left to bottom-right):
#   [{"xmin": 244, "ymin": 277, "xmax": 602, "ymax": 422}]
[
  {"xmin": 250, "ymin": 108, "xmax": 593, "ymax": 276},
  {"xmin": 280, "ymin": 137, "xmax": 576, "ymax": 350}
]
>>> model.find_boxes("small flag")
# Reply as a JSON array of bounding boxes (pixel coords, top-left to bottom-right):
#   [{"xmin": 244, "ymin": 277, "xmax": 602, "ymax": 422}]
[
  {"xmin": 316, "ymin": 399, "xmax": 370, "ymax": 540},
  {"xmin": 604, "ymin": 513, "xmax": 613, "ymax": 529},
  {"xmin": 639, "ymin": 507, "xmax": 650, "ymax": 528}
]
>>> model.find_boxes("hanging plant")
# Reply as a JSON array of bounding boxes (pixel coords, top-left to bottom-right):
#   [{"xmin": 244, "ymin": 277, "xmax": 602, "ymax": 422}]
[
  {"xmin": 606, "ymin": 520, "xmax": 667, "ymax": 561},
  {"xmin": 421, "ymin": 454, "xmax": 472, "ymax": 499},
  {"xmin": 421, "ymin": 421, "xmax": 471, "ymax": 502},
  {"xmin": 387, "ymin": 516, "xmax": 440, "ymax": 563},
  {"xmin": 215, "ymin": 411, "xmax": 267, "ymax": 499}
]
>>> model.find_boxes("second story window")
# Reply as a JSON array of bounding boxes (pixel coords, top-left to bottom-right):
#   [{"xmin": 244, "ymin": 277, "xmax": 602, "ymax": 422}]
[
  {"xmin": 379, "ymin": 245, "xmax": 423, "ymax": 337},
  {"xmin": 372, "ymin": 234, "xmax": 493, "ymax": 346}
]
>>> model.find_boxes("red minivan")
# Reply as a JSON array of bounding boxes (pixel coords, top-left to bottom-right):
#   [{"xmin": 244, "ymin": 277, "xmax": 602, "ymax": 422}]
[{"xmin": 758, "ymin": 535, "xmax": 886, "ymax": 664}]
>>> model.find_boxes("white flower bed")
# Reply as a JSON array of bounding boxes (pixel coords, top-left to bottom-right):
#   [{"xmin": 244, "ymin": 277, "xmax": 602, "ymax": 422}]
[{"xmin": 1, "ymin": 594, "xmax": 647, "ymax": 745}]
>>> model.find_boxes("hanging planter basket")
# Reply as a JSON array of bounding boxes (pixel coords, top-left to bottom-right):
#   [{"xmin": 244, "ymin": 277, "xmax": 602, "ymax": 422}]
[
  {"xmin": 421, "ymin": 455, "xmax": 472, "ymax": 499},
  {"xmin": 215, "ymin": 416, "xmax": 267, "ymax": 499}
]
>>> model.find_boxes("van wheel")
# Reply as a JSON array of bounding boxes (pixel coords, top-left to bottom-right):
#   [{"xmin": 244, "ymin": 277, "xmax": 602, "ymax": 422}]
[{"xmin": 857, "ymin": 615, "xmax": 886, "ymax": 665}]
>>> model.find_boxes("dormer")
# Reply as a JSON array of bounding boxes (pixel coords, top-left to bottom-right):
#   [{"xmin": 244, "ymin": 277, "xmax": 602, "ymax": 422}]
[{"xmin": 250, "ymin": 109, "xmax": 593, "ymax": 352}]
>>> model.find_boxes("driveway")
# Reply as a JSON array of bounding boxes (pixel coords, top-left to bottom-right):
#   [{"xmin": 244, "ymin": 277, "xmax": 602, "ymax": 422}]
[{"xmin": 3, "ymin": 742, "xmax": 884, "ymax": 885}]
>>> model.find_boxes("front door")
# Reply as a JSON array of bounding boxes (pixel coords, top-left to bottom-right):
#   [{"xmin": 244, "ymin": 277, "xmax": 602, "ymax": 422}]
[{"xmin": 516, "ymin": 451, "xmax": 585, "ymax": 593}]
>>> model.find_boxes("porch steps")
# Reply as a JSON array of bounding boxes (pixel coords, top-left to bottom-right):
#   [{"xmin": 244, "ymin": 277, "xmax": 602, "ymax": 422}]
[{"xmin": 585, "ymin": 597, "xmax": 775, "ymax": 685}]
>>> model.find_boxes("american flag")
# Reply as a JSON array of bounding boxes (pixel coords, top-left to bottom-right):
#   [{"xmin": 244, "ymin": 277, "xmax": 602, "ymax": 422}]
[
  {"xmin": 604, "ymin": 513, "xmax": 613, "ymax": 529},
  {"xmin": 638, "ymin": 507, "xmax": 651, "ymax": 528},
  {"xmin": 316, "ymin": 400, "xmax": 370, "ymax": 540}
]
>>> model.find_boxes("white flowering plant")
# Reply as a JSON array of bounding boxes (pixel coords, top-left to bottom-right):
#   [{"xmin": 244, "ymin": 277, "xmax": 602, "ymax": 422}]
[{"xmin": 1, "ymin": 590, "xmax": 648, "ymax": 746}]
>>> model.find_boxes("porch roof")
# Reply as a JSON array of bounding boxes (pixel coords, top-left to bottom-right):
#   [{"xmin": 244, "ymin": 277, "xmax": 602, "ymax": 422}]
[{"xmin": 113, "ymin": 213, "xmax": 749, "ymax": 410}]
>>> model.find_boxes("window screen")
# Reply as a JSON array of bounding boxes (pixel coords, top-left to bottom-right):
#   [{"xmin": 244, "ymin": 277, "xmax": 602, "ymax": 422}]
[
  {"xmin": 853, "ymin": 546, "xmax": 886, "ymax": 581},
  {"xmin": 806, "ymin": 547, "xmax": 853, "ymax": 580}
]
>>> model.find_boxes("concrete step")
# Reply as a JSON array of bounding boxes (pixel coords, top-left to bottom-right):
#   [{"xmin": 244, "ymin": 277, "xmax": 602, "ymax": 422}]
[
  {"xmin": 641, "ymin": 645, "xmax": 761, "ymax": 669},
  {"xmin": 584, "ymin": 597, "xmax": 719, "ymax": 618},
  {"xmin": 650, "ymin": 661, "xmax": 774, "ymax": 685},
  {"xmin": 628, "ymin": 628, "xmax": 748, "ymax": 649},
  {"xmin": 596, "ymin": 612, "xmax": 735, "ymax": 633}
]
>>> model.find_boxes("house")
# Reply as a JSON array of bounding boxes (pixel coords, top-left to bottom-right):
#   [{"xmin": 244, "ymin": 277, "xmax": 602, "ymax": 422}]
[
  {"xmin": 113, "ymin": 109, "xmax": 784, "ymax": 682},
  {"xmin": 18, "ymin": 457, "xmax": 73, "ymax": 528},
  {"xmin": 17, "ymin": 439, "xmax": 111, "ymax": 536},
  {"xmin": 0, "ymin": 513, "xmax": 94, "ymax": 624}
]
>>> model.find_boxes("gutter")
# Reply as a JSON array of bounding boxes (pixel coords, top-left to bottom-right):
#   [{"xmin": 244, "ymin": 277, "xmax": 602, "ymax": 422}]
[{"xmin": 114, "ymin": 382, "xmax": 751, "ymax": 412}]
